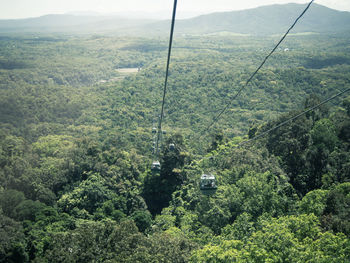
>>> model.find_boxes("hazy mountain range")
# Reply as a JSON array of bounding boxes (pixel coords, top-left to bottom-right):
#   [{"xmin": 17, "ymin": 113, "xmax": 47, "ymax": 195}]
[{"xmin": 0, "ymin": 3, "xmax": 349, "ymax": 35}]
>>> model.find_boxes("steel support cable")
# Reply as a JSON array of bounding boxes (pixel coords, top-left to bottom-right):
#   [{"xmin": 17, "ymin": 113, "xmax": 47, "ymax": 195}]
[
  {"xmin": 204, "ymin": 0, "xmax": 315, "ymax": 133},
  {"xmin": 155, "ymin": 0, "xmax": 178, "ymax": 158},
  {"xmin": 239, "ymin": 86, "xmax": 350, "ymax": 147},
  {"xmin": 196, "ymin": 86, "xmax": 350, "ymax": 165}
]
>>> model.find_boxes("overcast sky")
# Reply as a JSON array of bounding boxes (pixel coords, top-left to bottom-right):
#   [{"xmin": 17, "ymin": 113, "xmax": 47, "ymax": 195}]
[{"xmin": 1, "ymin": 0, "xmax": 350, "ymax": 19}]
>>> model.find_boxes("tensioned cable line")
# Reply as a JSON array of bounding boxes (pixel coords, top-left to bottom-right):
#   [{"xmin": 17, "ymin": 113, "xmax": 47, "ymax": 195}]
[
  {"xmin": 196, "ymin": 86, "xmax": 350, "ymax": 164},
  {"xmin": 239, "ymin": 86, "xmax": 350, "ymax": 147},
  {"xmin": 204, "ymin": 0, "xmax": 315, "ymax": 133},
  {"xmin": 155, "ymin": 0, "xmax": 178, "ymax": 158}
]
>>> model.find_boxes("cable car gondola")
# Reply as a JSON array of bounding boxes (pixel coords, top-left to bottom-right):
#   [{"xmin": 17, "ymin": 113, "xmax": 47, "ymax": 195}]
[
  {"xmin": 169, "ymin": 143, "xmax": 175, "ymax": 151},
  {"xmin": 151, "ymin": 161, "xmax": 161, "ymax": 172},
  {"xmin": 200, "ymin": 173, "xmax": 217, "ymax": 195}
]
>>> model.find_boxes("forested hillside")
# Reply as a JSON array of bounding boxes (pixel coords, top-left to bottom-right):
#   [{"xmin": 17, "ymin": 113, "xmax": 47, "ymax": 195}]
[
  {"xmin": 158, "ymin": 3, "xmax": 350, "ymax": 35},
  {"xmin": 1, "ymin": 22, "xmax": 350, "ymax": 262},
  {"xmin": 1, "ymin": 3, "xmax": 350, "ymax": 35}
]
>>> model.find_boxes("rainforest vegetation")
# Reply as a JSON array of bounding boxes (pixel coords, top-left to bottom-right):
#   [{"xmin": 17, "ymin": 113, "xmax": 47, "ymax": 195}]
[{"xmin": 0, "ymin": 31, "xmax": 350, "ymax": 262}]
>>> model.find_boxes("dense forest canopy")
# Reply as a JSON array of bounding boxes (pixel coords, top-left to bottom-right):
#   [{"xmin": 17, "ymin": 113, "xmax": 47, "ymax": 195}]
[{"xmin": 1, "ymin": 4, "xmax": 350, "ymax": 262}]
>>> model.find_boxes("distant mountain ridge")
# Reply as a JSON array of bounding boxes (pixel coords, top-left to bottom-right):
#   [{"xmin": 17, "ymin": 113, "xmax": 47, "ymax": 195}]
[
  {"xmin": 0, "ymin": 3, "xmax": 349, "ymax": 35},
  {"xmin": 0, "ymin": 14, "xmax": 155, "ymax": 33},
  {"xmin": 171, "ymin": 3, "xmax": 350, "ymax": 35}
]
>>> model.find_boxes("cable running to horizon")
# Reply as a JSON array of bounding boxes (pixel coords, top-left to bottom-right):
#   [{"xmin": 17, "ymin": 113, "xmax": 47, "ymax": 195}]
[
  {"xmin": 205, "ymin": 0, "xmax": 315, "ymax": 132},
  {"xmin": 155, "ymin": 0, "xmax": 178, "ymax": 157}
]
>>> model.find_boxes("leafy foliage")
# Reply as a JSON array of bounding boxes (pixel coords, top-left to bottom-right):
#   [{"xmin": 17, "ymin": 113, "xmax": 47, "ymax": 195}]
[{"xmin": 0, "ymin": 30, "xmax": 350, "ymax": 262}]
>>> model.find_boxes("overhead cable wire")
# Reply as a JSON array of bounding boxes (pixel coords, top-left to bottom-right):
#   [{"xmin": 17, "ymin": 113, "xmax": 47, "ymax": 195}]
[
  {"xmin": 205, "ymin": 0, "xmax": 315, "ymax": 132},
  {"xmin": 196, "ymin": 86, "xmax": 350, "ymax": 164},
  {"xmin": 155, "ymin": 0, "xmax": 178, "ymax": 157},
  {"xmin": 239, "ymin": 86, "xmax": 350, "ymax": 147}
]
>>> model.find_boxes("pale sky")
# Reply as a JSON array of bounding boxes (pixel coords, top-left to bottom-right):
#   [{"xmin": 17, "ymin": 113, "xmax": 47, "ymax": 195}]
[{"xmin": 0, "ymin": 0, "xmax": 349, "ymax": 19}]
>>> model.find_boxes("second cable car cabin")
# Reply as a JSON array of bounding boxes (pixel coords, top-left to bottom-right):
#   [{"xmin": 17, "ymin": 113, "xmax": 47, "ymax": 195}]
[
  {"xmin": 169, "ymin": 143, "xmax": 175, "ymax": 151},
  {"xmin": 151, "ymin": 161, "xmax": 161, "ymax": 172},
  {"xmin": 200, "ymin": 173, "xmax": 217, "ymax": 195}
]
